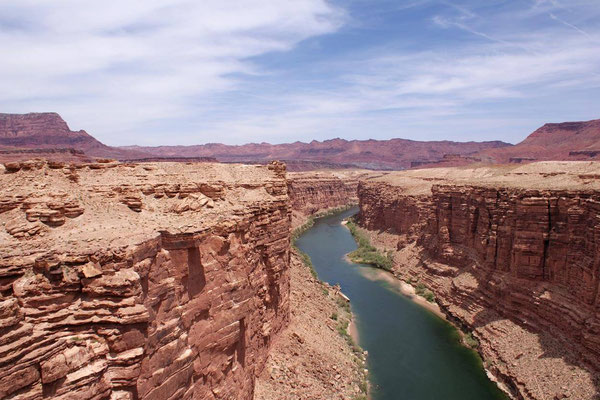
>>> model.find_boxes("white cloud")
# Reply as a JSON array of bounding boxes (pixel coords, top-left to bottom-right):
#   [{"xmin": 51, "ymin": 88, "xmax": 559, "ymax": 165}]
[
  {"xmin": 0, "ymin": 0, "xmax": 345, "ymax": 139},
  {"xmin": 186, "ymin": 23, "xmax": 600, "ymax": 144},
  {"xmin": 0, "ymin": 0, "xmax": 598, "ymax": 146}
]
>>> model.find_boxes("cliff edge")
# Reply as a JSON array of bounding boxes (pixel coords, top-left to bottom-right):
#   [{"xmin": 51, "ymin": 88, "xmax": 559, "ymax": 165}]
[
  {"xmin": 0, "ymin": 160, "xmax": 290, "ymax": 399},
  {"xmin": 356, "ymin": 162, "xmax": 600, "ymax": 400}
]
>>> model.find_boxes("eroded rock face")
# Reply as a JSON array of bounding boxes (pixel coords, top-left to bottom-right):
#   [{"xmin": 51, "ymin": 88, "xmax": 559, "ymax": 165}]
[
  {"xmin": 0, "ymin": 161, "xmax": 290, "ymax": 400},
  {"xmin": 478, "ymin": 118, "xmax": 600, "ymax": 163},
  {"xmin": 0, "ymin": 113, "xmax": 150, "ymax": 161},
  {"xmin": 286, "ymin": 171, "xmax": 377, "ymax": 217},
  {"xmin": 357, "ymin": 164, "xmax": 600, "ymax": 399}
]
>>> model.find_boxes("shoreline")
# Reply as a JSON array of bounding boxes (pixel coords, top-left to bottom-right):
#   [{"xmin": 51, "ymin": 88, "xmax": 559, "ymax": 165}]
[
  {"xmin": 291, "ymin": 206, "xmax": 370, "ymax": 399},
  {"xmin": 340, "ymin": 219, "xmax": 447, "ymax": 320},
  {"xmin": 356, "ymin": 267, "xmax": 515, "ymax": 398},
  {"xmin": 348, "ymin": 311, "xmax": 359, "ymax": 345},
  {"xmin": 341, "ymin": 220, "xmax": 515, "ymax": 400},
  {"xmin": 358, "ymin": 267, "xmax": 447, "ymax": 319}
]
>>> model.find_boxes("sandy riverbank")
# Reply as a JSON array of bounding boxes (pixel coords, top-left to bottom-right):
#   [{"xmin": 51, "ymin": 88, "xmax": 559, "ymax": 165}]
[
  {"xmin": 359, "ymin": 267, "xmax": 447, "ymax": 319},
  {"xmin": 355, "ymin": 262, "xmax": 515, "ymax": 398},
  {"xmin": 341, "ymin": 221, "xmax": 514, "ymax": 399}
]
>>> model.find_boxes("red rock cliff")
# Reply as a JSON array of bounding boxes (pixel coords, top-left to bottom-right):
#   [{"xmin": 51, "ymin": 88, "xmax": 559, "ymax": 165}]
[
  {"xmin": 0, "ymin": 113, "xmax": 149, "ymax": 160},
  {"xmin": 286, "ymin": 170, "xmax": 383, "ymax": 220},
  {"xmin": 0, "ymin": 161, "xmax": 290, "ymax": 400},
  {"xmin": 287, "ymin": 172, "xmax": 357, "ymax": 216},
  {"xmin": 356, "ymin": 164, "xmax": 600, "ymax": 399}
]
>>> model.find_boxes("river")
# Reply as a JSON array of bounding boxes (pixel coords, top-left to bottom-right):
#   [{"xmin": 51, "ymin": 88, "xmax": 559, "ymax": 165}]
[{"xmin": 295, "ymin": 207, "xmax": 508, "ymax": 400}]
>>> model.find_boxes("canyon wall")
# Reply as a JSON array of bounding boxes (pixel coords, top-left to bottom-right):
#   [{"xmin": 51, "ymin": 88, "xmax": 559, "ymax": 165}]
[
  {"xmin": 0, "ymin": 161, "xmax": 290, "ymax": 400},
  {"xmin": 287, "ymin": 170, "xmax": 378, "ymax": 218},
  {"xmin": 356, "ymin": 164, "xmax": 600, "ymax": 399}
]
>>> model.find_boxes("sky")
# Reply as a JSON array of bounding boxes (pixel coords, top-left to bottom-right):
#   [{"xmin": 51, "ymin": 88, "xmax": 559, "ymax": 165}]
[{"xmin": 0, "ymin": 0, "xmax": 598, "ymax": 146}]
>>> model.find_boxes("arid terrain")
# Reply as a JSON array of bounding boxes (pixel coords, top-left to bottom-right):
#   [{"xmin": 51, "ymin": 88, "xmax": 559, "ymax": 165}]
[
  {"xmin": 0, "ymin": 112, "xmax": 511, "ymax": 169},
  {"xmin": 3, "ymin": 156, "xmax": 600, "ymax": 399},
  {"xmin": 5, "ymin": 113, "xmax": 600, "ymax": 171},
  {"xmin": 0, "ymin": 113, "xmax": 149, "ymax": 161},
  {"xmin": 356, "ymin": 162, "xmax": 600, "ymax": 399},
  {"xmin": 2, "ymin": 113, "xmax": 600, "ymax": 400},
  {"xmin": 0, "ymin": 159, "xmax": 368, "ymax": 400},
  {"xmin": 480, "ymin": 120, "xmax": 600, "ymax": 164},
  {"xmin": 2, "ymin": 0, "xmax": 598, "ymax": 398},
  {"xmin": 0, "ymin": 160, "xmax": 292, "ymax": 399},
  {"xmin": 122, "ymin": 138, "xmax": 510, "ymax": 170}
]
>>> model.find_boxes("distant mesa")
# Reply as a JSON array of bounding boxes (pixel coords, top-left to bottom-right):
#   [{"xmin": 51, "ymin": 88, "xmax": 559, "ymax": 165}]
[
  {"xmin": 0, "ymin": 112, "xmax": 149, "ymax": 161},
  {"xmin": 477, "ymin": 118, "xmax": 600, "ymax": 164},
  {"xmin": 1, "ymin": 112, "xmax": 600, "ymax": 169},
  {"xmin": 120, "ymin": 156, "xmax": 218, "ymax": 163},
  {"xmin": 121, "ymin": 137, "xmax": 511, "ymax": 170}
]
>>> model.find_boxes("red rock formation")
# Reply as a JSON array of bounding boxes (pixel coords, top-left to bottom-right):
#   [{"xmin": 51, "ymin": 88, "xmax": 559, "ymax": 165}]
[
  {"xmin": 0, "ymin": 112, "xmax": 91, "ymax": 147},
  {"xmin": 119, "ymin": 157, "xmax": 218, "ymax": 163},
  {"xmin": 287, "ymin": 171, "xmax": 361, "ymax": 216},
  {"xmin": 0, "ymin": 113, "xmax": 150, "ymax": 161},
  {"xmin": 356, "ymin": 165, "xmax": 600, "ymax": 399},
  {"xmin": 479, "ymin": 118, "xmax": 600, "ymax": 163},
  {"xmin": 122, "ymin": 138, "xmax": 510, "ymax": 170},
  {"xmin": 0, "ymin": 161, "xmax": 290, "ymax": 399},
  {"xmin": 0, "ymin": 147, "xmax": 92, "ymax": 163}
]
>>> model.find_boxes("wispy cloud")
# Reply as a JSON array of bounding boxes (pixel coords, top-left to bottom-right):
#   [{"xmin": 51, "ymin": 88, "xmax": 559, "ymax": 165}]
[
  {"xmin": 0, "ymin": 0, "xmax": 598, "ymax": 145},
  {"xmin": 548, "ymin": 13, "xmax": 592, "ymax": 38},
  {"xmin": 0, "ymin": 0, "xmax": 345, "ymax": 141}
]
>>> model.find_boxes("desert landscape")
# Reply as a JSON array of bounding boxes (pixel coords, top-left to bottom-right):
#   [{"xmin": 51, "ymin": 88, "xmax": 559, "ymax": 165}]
[
  {"xmin": 2, "ymin": 1, "xmax": 599, "ymax": 399},
  {"xmin": 2, "ymin": 114, "xmax": 600, "ymax": 399}
]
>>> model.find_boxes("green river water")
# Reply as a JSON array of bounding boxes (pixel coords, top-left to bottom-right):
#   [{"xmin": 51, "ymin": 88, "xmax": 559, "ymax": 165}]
[{"xmin": 295, "ymin": 207, "xmax": 508, "ymax": 400}]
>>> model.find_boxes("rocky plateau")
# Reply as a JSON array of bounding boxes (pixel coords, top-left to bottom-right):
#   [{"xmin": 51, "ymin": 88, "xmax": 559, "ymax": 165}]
[
  {"xmin": 356, "ymin": 162, "xmax": 600, "ymax": 400},
  {"xmin": 0, "ymin": 160, "xmax": 291, "ymax": 400}
]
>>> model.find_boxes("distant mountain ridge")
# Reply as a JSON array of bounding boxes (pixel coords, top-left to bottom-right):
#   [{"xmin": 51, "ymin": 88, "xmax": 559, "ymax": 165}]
[
  {"xmin": 122, "ymin": 138, "xmax": 511, "ymax": 170},
  {"xmin": 2, "ymin": 112, "xmax": 600, "ymax": 169},
  {"xmin": 0, "ymin": 113, "xmax": 149, "ymax": 160},
  {"xmin": 478, "ymin": 119, "xmax": 600, "ymax": 163}
]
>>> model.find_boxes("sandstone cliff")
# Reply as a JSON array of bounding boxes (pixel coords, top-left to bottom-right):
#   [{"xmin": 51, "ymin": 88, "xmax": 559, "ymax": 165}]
[
  {"xmin": 0, "ymin": 160, "xmax": 290, "ymax": 400},
  {"xmin": 253, "ymin": 171, "xmax": 369, "ymax": 400},
  {"xmin": 0, "ymin": 113, "xmax": 149, "ymax": 161},
  {"xmin": 286, "ymin": 170, "xmax": 386, "ymax": 227},
  {"xmin": 356, "ymin": 163, "xmax": 600, "ymax": 400},
  {"xmin": 287, "ymin": 171, "xmax": 362, "ymax": 216}
]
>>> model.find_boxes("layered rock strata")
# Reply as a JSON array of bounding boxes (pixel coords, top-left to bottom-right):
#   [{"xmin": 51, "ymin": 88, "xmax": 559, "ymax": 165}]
[
  {"xmin": 287, "ymin": 170, "xmax": 380, "ymax": 222},
  {"xmin": 254, "ymin": 252, "xmax": 366, "ymax": 400},
  {"xmin": 0, "ymin": 113, "xmax": 149, "ymax": 161},
  {"xmin": 255, "ymin": 175, "xmax": 368, "ymax": 400},
  {"xmin": 356, "ymin": 163, "xmax": 600, "ymax": 400},
  {"xmin": 0, "ymin": 160, "xmax": 290, "ymax": 400},
  {"xmin": 287, "ymin": 172, "xmax": 358, "ymax": 215}
]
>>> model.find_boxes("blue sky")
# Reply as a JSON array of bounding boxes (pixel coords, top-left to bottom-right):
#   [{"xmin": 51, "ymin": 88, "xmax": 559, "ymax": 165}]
[{"xmin": 0, "ymin": 0, "xmax": 598, "ymax": 145}]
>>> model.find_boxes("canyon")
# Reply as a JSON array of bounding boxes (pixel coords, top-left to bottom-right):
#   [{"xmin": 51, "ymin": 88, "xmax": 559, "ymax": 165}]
[
  {"xmin": 355, "ymin": 163, "xmax": 600, "ymax": 399},
  {"xmin": 3, "ymin": 112, "xmax": 600, "ymax": 400},
  {"xmin": 0, "ymin": 159, "xmax": 363, "ymax": 400},
  {"xmin": 286, "ymin": 170, "xmax": 377, "ymax": 222},
  {"xmin": 0, "ymin": 160, "xmax": 292, "ymax": 399},
  {"xmin": 5, "ymin": 113, "xmax": 600, "ymax": 170}
]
